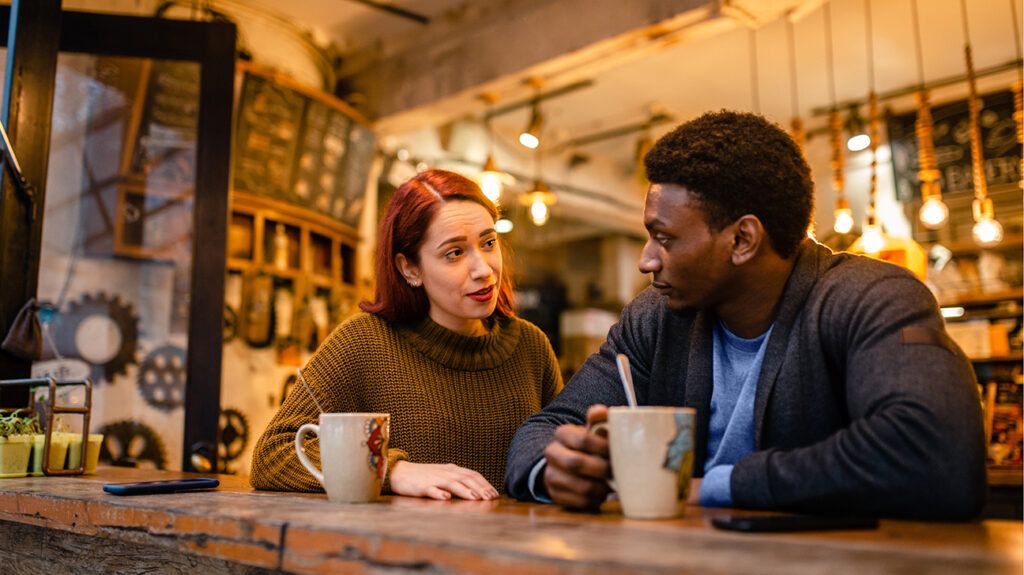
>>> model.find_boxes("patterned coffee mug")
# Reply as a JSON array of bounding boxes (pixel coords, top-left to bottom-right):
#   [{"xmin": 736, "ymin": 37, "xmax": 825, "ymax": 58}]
[
  {"xmin": 592, "ymin": 406, "xmax": 695, "ymax": 519},
  {"xmin": 295, "ymin": 412, "xmax": 389, "ymax": 503}
]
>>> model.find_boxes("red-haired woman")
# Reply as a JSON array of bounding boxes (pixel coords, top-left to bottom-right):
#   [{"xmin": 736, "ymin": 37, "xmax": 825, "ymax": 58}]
[{"xmin": 251, "ymin": 169, "xmax": 562, "ymax": 500}]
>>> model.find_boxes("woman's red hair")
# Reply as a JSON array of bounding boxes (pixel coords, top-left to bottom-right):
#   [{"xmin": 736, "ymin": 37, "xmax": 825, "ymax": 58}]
[{"xmin": 360, "ymin": 169, "xmax": 516, "ymax": 324}]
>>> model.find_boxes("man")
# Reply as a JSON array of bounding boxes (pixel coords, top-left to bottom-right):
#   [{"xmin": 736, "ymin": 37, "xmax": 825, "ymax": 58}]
[{"xmin": 506, "ymin": 111, "xmax": 986, "ymax": 520}]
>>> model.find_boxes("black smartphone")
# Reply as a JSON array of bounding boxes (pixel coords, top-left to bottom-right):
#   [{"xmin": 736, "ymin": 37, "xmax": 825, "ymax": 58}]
[
  {"xmin": 711, "ymin": 514, "xmax": 879, "ymax": 533},
  {"xmin": 102, "ymin": 478, "xmax": 220, "ymax": 496}
]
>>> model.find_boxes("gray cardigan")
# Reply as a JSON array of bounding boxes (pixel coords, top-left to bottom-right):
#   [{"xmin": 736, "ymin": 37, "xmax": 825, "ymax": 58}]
[{"xmin": 507, "ymin": 240, "xmax": 987, "ymax": 520}]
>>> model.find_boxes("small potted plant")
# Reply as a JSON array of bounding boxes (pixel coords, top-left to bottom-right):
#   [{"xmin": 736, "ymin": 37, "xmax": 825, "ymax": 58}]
[
  {"xmin": 0, "ymin": 411, "xmax": 36, "ymax": 478},
  {"xmin": 29, "ymin": 415, "xmax": 69, "ymax": 476}
]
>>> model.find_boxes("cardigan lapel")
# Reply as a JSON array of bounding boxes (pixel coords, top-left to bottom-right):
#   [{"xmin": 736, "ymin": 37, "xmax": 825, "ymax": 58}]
[
  {"xmin": 751, "ymin": 240, "xmax": 830, "ymax": 447},
  {"xmin": 684, "ymin": 308, "xmax": 715, "ymax": 469}
]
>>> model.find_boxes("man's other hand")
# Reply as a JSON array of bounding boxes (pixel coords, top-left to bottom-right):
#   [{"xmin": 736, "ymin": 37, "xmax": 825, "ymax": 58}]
[{"xmin": 542, "ymin": 404, "xmax": 611, "ymax": 510}]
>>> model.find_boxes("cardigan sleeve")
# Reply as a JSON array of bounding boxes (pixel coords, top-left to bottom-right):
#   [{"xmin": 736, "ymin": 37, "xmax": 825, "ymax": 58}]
[
  {"xmin": 506, "ymin": 291, "xmax": 661, "ymax": 501},
  {"xmin": 730, "ymin": 272, "xmax": 987, "ymax": 520}
]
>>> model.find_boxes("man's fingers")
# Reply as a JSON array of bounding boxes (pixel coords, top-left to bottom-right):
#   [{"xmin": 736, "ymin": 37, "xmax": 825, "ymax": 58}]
[
  {"xmin": 543, "ymin": 464, "xmax": 609, "ymax": 510},
  {"xmin": 585, "ymin": 404, "xmax": 609, "ymax": 427},
  {"xmin": 544, "ymin": 441, "xmax": 610, "ymax": 480},
  {"xmin": 552, "ymin": 424, "xmax": 609, "ymax": 458}
]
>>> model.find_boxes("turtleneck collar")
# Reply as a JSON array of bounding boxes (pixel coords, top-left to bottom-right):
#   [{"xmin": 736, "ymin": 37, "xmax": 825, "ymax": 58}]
[{"xmin": 399, "ymin": 315, "xmax": 522, "ymax": 371}]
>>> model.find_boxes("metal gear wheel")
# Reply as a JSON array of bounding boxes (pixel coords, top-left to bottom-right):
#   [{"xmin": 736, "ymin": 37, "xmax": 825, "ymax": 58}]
[
  {"xmin": 98, "ymin": 419, "xmax": 168, "ymax": 470},
  {"xmin": 218, "ymin": 407, "xmax": 250, "ymax": 473},
  {"xmin": 137, "ymin": 345, "xmax": 187, "ymax": 411},
  {"xmin": 55, "ymin": 292, "xmax": 139, "ymax": 385}
]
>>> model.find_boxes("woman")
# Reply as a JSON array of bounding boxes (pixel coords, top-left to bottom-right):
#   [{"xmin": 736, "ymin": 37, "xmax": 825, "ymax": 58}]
[{"xmin": 251, "ymin": 169, "xmax": 562, "ymax": 500}]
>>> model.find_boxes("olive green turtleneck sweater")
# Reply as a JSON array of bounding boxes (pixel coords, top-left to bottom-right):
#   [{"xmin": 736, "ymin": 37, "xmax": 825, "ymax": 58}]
[{"xmin": 250, "ymin": 312, "xmax": 562, "ymax": 494}]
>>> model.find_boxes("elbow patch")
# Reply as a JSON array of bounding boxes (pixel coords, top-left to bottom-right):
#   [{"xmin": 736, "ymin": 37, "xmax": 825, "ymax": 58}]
[{"xmin": 899, "ymin": 326, "xmax": 955, "ymax": 354}]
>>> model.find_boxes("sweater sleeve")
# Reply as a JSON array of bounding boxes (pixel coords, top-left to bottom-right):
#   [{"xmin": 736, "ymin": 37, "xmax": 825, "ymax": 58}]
[
  {"xmin": 249, "ymin": 315, "xmax": 408, "ymax": 492},
  {"xmin": 730, "ymin": 272, "xmax": 987, "ymax": 520},
  {"xmin": 506, "ymin": 292, "xmax": 658, "ymax": 501}
]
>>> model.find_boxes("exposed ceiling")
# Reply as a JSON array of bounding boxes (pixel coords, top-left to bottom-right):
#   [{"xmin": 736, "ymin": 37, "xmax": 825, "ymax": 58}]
[{"xmin": 64, "ymin": 0, "xmax": 1024, "ymax": 244}]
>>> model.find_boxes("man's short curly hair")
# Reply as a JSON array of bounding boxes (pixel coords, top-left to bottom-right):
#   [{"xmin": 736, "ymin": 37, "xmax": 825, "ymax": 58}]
[{"xmin": 643, "ymin": 110, "xmax": 813, "ymax": 259}]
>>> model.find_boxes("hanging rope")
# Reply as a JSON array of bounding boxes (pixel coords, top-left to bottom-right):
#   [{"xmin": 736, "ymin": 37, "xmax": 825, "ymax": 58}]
[
  {"xmin": 864, "ymin": 0, "xmax": 880, "ymax": 227},
  {"xmin": 825, "ymin": 3, "xmax": 845, "ymax": 205},
  {"xmin": 1010, "ymin": 0, "xmax": 1022, "ymax": 185},
  {"xmin": 911, "ymin": 0, "xmax": 941, "ymax": 206},
  {"xmin": 961, "ymin": 0, "xmax": 989, "ymax": 207}
]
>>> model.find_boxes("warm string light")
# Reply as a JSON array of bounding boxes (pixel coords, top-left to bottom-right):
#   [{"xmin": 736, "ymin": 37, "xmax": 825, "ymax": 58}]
[
  {"xmin": 910, "ymin": 0, "xmax": 948, "ymax": 229},
  {"xmin": 824, "ymin": 3, "xmax": 851, "ymax": 236},
  {"xmin": 962, "ymin": 0, "xmax": 1003, "ymax": 247},
  {"xmin": 858, "ymin": 0, "xmax": 886, "ymax": 255},
  {"xmin": 861, "ymin": 92, "xmax": 885, "ymax": 255},
  {"xmin": 915, "ymin": 90, "xmax": 948, "ymax": 229}
]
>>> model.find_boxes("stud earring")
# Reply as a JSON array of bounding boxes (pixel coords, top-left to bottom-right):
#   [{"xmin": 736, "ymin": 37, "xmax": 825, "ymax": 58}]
[{"xmin": 408, "ymin": 279, "xmax": 421, "ymax": 287}]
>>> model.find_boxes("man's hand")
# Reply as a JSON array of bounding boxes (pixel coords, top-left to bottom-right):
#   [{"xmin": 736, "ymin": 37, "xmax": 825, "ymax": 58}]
[
  {"xmin": 389, "ymin": 461, "xmax": 499, "ymax": 501},
  {"xmin": 542, "ymin": 404, "xmax": 611, "ymax": 510}
]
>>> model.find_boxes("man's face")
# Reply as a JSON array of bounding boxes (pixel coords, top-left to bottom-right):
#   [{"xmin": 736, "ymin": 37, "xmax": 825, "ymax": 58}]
[{"xmin": 639, "ymin": 184, "xmax": 736, "ymax": 312}]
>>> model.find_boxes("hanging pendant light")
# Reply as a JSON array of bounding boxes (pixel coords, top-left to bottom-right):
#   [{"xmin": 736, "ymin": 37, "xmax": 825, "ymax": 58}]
[
  {"xmin": 480, "ymin": 154, "xmax": 503, "ymax": 204},
  {"xmin": 824, "ymin": 3, "xmax": 851, "ymax": 236},
  {"xmin": 479, "ymin": 93, "xmax": 504, "ymax": 204},
  {"xmin": 856, "ymin": 0, "xmax": 886, "ymax": 255},
  {"xmin": 909, "ymin": 0, "xmax": 948, "ymax": 229},
  {"xmin": 961, "ymin": 0, "xmax": 1003, "ymax": 247},
  {"xmin": 522, "ymin": 180, "xmax": 557, "ymax": 226},
  {"xmin": 518, "ymin": 77, "xmax": 544, "ymax": 150},
  {"xmin": 859, "ymin": 91, "xmax": 885, "ymax": 255},
  {"xmin": 915, "ymin": 89, "xmax": 947, "ymax": 229}
]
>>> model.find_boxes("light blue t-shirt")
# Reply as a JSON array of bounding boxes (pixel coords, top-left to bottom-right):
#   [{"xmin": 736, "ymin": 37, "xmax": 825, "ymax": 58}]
[{"xmin": 698, "ymin": 320, "xmax": 773, "ymax": 507}]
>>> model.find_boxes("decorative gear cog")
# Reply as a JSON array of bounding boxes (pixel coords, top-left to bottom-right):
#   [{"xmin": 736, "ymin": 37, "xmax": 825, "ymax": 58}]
[
  {"xmin": 137, "ymin": 345, "xmax": 186, "ymax": 411},
  {"xmin": 98, "ymin": 420, "xmax": 168, "ymax": 470},
  {"xmin": 218, "ymin": 407, "xmax": 250, "ymax": 473},
  {"xmin": 55, "ymin": 292, "xmax": 139, "ymax": 385}
]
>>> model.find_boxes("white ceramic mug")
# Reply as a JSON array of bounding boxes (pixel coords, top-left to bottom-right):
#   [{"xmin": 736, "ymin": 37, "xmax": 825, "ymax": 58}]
[
  {"xmin": 592, "ymin": 406, "xmax": 696, "ymax": 519},
  {"xmin": 295, "ymin": 413, "xmax": 390, "ymax": 503}
]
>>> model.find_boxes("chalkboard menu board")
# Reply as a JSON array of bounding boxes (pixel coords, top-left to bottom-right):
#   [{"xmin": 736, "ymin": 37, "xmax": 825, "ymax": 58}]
[
  {"xmin": 129, "ymin": 60, "xmax": 200, "ymax": 184},
  {"xmin": 232, "ymin": 70, "xmax": 375, "ymax": 228},
  {"xmin": 888, "ymin": 89, "xmax": 1021, "ymax": 203}
]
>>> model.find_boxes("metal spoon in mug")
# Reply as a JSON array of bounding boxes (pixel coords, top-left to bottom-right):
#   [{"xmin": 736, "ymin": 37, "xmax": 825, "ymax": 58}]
[{"xmin": 615, "ymin": 354, "xmax": 638, "ymax": 408}]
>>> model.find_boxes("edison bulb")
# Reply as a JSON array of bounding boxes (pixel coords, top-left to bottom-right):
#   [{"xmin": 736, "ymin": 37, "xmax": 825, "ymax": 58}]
[
  {"xmin": 495, "ymin": 218, "xmax": 514, "ymax": 234},
  {"xmin": 530, "ymin": 197, "xmax": 549, "ymax": 226},
  {"xmin": 918, "ymin": 197, "xmax": 949, "ymax": 229},
  {"xmin": 833, "ymin": 208, "xmax": 854, "ymax": 234},
  {"xmin": 860, "ymin": 224, "xmax": 885, "ymax": 255},
  {"xmin": 847, "ymin": 134, "xmax": 870, "ymax": 152},
  {"xmin": 972, "ymin": 217, "xmax": 1004, "ymax": 247},
  {"xmin": 519, "ymin": 132, "xmax": 539, "ymax": 149},
  {"xmin": 480, "ymin": 171, "xmax": 503, "ymax": 203}
]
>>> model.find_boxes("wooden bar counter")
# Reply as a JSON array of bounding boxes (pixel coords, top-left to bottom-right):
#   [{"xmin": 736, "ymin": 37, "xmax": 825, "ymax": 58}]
[{"xmin": 0, "ymin": 467, "xmax": 1020, "ymax": 574}]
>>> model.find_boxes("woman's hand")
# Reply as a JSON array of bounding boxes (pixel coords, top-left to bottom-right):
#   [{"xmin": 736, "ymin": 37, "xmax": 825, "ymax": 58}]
[{"xmin": 389, "ymin": 461, "xmax": 499, "ymax": 501}]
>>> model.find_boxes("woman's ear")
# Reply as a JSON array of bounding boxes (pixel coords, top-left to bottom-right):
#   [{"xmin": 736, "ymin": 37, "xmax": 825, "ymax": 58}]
[
  {"xmin": 730, "ymin": 215, "xmax": 765, "ymax": 266},
  {"xmin": 395, "ymin": 253, "xmax": 422, "ymax": 287}
]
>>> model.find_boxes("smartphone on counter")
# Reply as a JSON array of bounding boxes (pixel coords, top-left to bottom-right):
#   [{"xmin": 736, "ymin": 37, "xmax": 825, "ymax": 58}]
[
  {"xmin": 711, "ymin": 514, "xmax": 879, "ymax": 533},
  {"xmin": 102, "ymin": 478, "xmax": 220, "ymax": 496}
]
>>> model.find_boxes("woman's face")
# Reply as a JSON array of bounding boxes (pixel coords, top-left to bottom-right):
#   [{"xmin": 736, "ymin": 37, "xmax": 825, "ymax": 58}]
[{"xmin": 397, "ymin": 200, "xmax": 502, "ymax": 336}]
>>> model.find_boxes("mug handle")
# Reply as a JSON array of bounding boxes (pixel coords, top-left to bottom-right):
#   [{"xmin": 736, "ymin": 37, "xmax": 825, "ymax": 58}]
[
  {"xmin": 295, "ymin": 423, "xmax": 324, "ymax": 484},
  {"xmin": 589, "ymin": 422, "xmax": 618, "ymax": 492}
]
